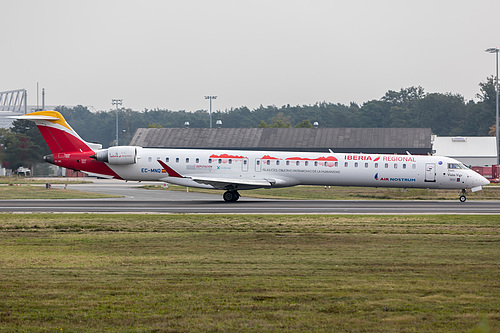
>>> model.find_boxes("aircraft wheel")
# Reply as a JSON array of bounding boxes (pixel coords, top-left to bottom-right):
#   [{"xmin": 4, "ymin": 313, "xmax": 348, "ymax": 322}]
[
  {"xmin": 459, "ymin": 195, "xmax": 466, "ymax": 203},
  {"xmin": 223, "ymin": 191, "xmax": 239, "ymax": 202}
]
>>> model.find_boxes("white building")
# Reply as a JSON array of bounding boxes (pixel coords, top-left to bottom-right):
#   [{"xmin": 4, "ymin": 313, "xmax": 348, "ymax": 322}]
[{"xmin": 432, "ymin": 136, "xmax": 498, "ymax": 167}]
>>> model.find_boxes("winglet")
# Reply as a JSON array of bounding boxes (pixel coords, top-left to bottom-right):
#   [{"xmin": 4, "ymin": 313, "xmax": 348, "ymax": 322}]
[{"xmin": 157, "ymin": 160, "xmax": 184, "ymax": 178}]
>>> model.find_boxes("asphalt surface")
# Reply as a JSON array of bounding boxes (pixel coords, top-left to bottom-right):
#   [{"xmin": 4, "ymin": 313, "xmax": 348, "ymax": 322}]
[
  {"xmin": 1, "ymin": 178, "xmax": 499, "ymax": 214},
  {"xmin": 1, "ymin": 198, "xmax": 499, "ymax": 214}
]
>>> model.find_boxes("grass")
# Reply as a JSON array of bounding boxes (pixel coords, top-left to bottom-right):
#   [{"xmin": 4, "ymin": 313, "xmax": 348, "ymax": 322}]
[
  {"xmin": 0, "ymin": 185, "xmax": 120, "ymax": 199},
  {"xmin": 0, "ymin": 177, "xmax": 91, "ymax": 185},
  {"xmin": 0, "ymin": 214, "xmax": 498, "ymax": 332},
  {"xmin": 145, "ymin": 184, "xmax": 500, "ymax": 201}
]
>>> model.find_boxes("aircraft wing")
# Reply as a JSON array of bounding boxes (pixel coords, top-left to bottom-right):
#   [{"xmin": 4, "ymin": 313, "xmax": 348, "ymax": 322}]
[
  {"xmin": 157, "ymin": 159, "xmax": 275, "ymax": 190},
  {"xmin": 188, "ymin": 176, "xmax": 274, "ymax": 189}
]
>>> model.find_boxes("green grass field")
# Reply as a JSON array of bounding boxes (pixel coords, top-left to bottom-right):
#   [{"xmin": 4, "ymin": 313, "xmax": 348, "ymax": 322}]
[
  {"xmin": 0, "ymin": 185, "xmax": 120, "ymax": 199},
  {"xmin": 0, "ymin": 214, "xmax": 498, "ymax": 332}
]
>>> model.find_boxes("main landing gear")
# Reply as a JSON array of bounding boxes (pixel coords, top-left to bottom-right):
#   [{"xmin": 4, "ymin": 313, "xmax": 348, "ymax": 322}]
[
  {"xmin": 459, "ymin": 189, "xmax": 467, "ymax": 203},
  {"xmin": 223, "ymin": 190, "xmax": 240, "ymax": 202}
]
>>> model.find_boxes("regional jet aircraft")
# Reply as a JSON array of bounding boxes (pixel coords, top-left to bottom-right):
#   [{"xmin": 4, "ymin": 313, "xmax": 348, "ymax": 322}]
[{"xmin": 19, "ymin": 111, "xmax": 489, "ymax": 202}]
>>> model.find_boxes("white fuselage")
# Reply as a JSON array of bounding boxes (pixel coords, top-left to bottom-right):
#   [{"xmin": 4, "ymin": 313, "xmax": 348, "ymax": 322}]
[{"xmin": 105, "ymin": 148, "xmax": 489, "ymax": 191}]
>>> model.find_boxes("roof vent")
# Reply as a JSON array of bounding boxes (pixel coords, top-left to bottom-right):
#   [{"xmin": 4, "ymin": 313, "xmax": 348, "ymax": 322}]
[{"xmin": 452, "ymin": 137, "xmax": 466, "ymax": 142}]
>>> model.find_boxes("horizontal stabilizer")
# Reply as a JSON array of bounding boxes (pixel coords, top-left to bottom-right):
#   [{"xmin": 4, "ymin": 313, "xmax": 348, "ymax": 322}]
[{"xmin": 9, "ymin": 115, "xmax": 59, "ymax": 121}]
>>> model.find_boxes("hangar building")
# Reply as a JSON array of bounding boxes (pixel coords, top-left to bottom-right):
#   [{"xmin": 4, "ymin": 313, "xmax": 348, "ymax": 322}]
[
  {"xmin": 432, "ymin": 136, "xmax": 498, "ymax": 166},
  {"xmin": 130, "ymin": 127, "xmax": 433, "ymax": 155}
]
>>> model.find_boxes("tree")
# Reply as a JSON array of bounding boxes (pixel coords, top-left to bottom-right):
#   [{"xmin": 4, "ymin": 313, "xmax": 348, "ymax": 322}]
[
  {"xmin": 489, "ymin": 117, "xmax": 499, "ymax": 136},
  {"xmin": 295, "ymin": 119, "xmax": 313, "ymax": 128}
]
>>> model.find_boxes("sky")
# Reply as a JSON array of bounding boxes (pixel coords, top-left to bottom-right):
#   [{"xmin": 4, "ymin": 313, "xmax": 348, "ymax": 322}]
[{"xmin": 2, "ymin": 0, "xmax": 499, "ymax": 113}]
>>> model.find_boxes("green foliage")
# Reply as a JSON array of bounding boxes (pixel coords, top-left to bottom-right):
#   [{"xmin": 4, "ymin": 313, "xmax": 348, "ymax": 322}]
[
  {"xmin": 295, "ymin": 119, "xmax": 313, "ymax": 128},
  {"xmin": 49, "ymin": 78, "xmax": 495, "ymax": 143},
  {"xmin": 0, "ymin": 120, "xmax": 48, "ymax": 170}
]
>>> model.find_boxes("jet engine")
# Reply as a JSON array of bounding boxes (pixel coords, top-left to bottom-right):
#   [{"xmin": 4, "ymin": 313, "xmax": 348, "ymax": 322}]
[{"xmin": 90, "ymin": 146, "xmax": 138, "ymax": 165}]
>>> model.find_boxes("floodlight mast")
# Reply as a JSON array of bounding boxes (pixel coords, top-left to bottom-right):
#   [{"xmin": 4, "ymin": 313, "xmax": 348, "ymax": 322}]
[
  {"xmin": 112, "ymin": 99, "xmax": 123, "ymax": 146},
  {"xmin": 205, "ymin": 96, "xmax": 217, "ymax": 128},
  {"xmin": 485, "ymin": 48, "xmax": 499, "ymax": 165}
]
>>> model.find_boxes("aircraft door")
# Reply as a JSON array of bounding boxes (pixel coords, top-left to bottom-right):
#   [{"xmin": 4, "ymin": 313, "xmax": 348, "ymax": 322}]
[
  {"xmin": 255, "ymin": 159, "xmax": 262, "ymax": 172},
  {"xmin": 242, "ymin": 158, "xmax": 249, "ymax": 172},
  {"xmin": 425, "ymin": 163, "xmax": 436, "ymax": 182}
]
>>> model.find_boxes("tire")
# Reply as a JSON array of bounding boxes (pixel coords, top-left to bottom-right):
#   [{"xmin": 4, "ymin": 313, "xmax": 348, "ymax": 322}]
[
  {"xmin": 459, "ymin": 195, "xmax": 466, "ymax": 203},
  {"xmin": 223, "ymin": 191, "xmax": 236, "ymax": 202}
]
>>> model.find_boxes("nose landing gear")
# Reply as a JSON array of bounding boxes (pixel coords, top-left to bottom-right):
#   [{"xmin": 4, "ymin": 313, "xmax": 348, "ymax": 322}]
[{"xmin": 459, "ymin": 189, "xmax": 467, "ymax": 202}]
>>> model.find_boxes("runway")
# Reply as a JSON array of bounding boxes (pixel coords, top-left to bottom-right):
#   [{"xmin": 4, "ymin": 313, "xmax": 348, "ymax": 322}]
[
  {"xmin": 1, "ymin": 199, "xmax": 499, "ymax": 214},
  {"xmin": 2, "ymin": 179, "xmax": 499, "ymax": 214}
]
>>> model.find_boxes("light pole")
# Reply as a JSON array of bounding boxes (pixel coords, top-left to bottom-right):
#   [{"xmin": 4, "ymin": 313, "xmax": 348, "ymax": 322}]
[
  {"xmin": 205, "ymin": 96, "xmax": 217, "ymax": 128},
  {"xmin": 112, "ymin": 99, "xmax": 123, "ymax": 146},
  {"xmin": 486, "ymin": 48, "xmax": 499, "ymax": 165}
]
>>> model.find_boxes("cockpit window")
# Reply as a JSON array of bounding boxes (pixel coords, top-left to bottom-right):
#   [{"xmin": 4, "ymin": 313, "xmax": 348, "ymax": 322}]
[{"xmin": 448, "ymin": 163, "xmax": 468, "ymax": 170}]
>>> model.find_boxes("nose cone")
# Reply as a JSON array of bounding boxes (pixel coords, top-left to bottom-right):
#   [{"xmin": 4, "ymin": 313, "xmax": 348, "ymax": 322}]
[{"xmin": 480, "ymin": 175, "xmax": 490, "ymax": 186}]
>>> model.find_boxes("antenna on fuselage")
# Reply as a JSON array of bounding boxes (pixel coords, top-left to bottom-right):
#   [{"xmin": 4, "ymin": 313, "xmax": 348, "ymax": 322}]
[{"xmin": 406, "ymin": 151, "xmax": 412, "ymax": 155}]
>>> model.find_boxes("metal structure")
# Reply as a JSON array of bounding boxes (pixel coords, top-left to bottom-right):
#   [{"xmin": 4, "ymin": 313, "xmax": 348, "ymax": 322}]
[
  {"xmin": 205, "ymin": 96, "xmax": 217, "ymax": 128},
  {"xmin": 485, "ymin": 47, "xmax": 500, "ymax": 165},
  {"xmin": 0, "ymin": 89, "xmax": 27, "ymax": 113},
  {"xmin": 112, "ymin": 99, "xmax": 123, "ymax": 146}
]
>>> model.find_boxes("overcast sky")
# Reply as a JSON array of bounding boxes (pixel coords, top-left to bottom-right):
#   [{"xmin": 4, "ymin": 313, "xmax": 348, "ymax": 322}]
[{"xmin": 2, "ymin": 0, "xmax": 499, "ymax": 113}]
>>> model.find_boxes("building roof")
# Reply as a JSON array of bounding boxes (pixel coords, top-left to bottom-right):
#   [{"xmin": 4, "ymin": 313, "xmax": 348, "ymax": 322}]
[
  {"xmin": 433, "ymin": 136, "xmax": 498, "ymax": 157},
  {"xmin": 130, "ymin": 127, "xmax": 432, "ymax": 154}
]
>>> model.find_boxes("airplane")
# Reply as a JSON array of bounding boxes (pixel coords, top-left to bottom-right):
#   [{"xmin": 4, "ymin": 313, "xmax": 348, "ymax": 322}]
[{"xmin": 17, "ymin": 110, "xmax": 490, "ymax": 202}]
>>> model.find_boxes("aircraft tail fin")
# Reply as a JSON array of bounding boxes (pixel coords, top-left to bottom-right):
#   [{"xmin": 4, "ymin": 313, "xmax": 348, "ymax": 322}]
[{"xmin": 16, "ymin": 111, "xmax": 101, "ymax": 154}]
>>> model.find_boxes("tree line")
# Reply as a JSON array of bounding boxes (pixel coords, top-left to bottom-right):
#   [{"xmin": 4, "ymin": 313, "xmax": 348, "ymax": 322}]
[{"xmin": 1, "ymin": 77, "xmax": 498, "ymax": 171}]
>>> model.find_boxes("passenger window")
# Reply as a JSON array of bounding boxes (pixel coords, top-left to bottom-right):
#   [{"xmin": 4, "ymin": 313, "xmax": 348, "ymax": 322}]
[
  {"xmin": 375, "ymin": 163, "xmax": 378, "ymax": 168},
  {"xmin": 157, "ymin": 157, "xmax": 160, "ymax": 160},
  {"xmin": 176, "ymin": 158, "xmax": 179, "ymax": 163},
  {"xmin": 208, "ymin": 158, "xmax": 212, "ymax": 163},
  {"xmin": 266, "ymin": 160, "xmax": 270, "ymax": 165},
  {"xmin": 345, "ymin": 162, "xmax": 348, "ymax": 167},
  {"xmin": 334, "ymin": 162, "xmax": 338, "ymax": 167},
  {"xmin": 385, "ymin": 163, "xmax": 388, "ymax": 168},
  {"xmin": 412, "ymin": 164, "xmax": 416, "ymax": 169},
  {"xmin": 148, "ymin": 157, "xmax": 152, "ymax": 162},
  {"xmin": 186, "ymin": 158, "xmax": 189, "ymax": 163},
  {"xmin": 218, "ymin": 159, "xmax": 222, "ymax": 164},
  {"xmin": 276, "ymin": 160, "xmax": 280, "ymax": 165},
  {"xmin": 314, "ymin": 161, "xmax": 318, "ymax": 167},
  {"xmin": 365, "ymin": 163, "xmax": 368, "ymax": 168},
  {"xmin": 394, "ymin": 163, "xmax": 397, "ymax": 169},
  {"xmin": 196, "ymin": 158, "xmax": 199, "ymax": 163},
  {"xmin": 296, "ymin": 161, "xmax": 300, "ymax": 166},
  {"xmin": 305, "ymin": 161, "xmax": 309, "ymax": 166},
  {"xmin": 354, "ymin": 162, "xmax": 358, "ymax": 167},
  {"xmin": 286, "ymin": 161, "xmax": 290, "ymax": 166},
  {"xmin": 403, "ymin": 164, "xmax": 406, "ymax": 169},
  {"xmin": 229, "ymin": 159, "xmax": 232, "ymax": 164},
  {"xmin": 166, "ymin": 157, "xmax": 170, "ymax": 162}
]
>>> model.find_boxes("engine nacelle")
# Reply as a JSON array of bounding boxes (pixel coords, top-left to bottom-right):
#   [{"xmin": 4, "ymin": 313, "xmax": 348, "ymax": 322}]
[{"xmin": 91, "ymin": 146, "xmax": 138, "ymax": 165}]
